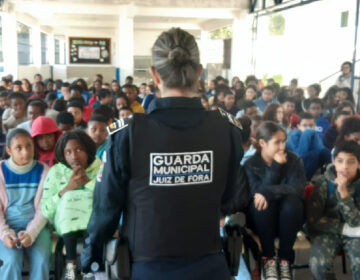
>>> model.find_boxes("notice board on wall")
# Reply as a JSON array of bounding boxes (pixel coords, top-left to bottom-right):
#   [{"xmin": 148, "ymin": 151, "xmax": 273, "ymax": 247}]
[{"xmin": 69, "ymin": 37, "xmax": 111, "ymax": 64}]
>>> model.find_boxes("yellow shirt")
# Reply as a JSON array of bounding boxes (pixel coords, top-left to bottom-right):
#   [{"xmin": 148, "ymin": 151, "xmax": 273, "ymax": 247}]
[{"xmin": 131, "ymin": 101, "xmax": 145, "ymax": 114}]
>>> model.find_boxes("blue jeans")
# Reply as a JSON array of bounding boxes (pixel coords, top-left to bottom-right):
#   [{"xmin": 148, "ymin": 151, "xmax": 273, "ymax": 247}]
[{"xmin": 0, "ymin": 227, "xmax": 52, "ymax": 280}]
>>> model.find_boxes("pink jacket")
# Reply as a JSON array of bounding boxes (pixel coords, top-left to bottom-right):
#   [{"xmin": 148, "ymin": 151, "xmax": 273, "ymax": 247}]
[{"xmin": 0, "ymin": 160, "xmax": 49, "ymax": 243}]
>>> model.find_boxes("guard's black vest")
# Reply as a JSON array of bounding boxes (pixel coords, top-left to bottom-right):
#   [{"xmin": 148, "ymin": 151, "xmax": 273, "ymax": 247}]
[{"xmin": 123, "ymin": 110, "xmax": 232, "ymax": 258}]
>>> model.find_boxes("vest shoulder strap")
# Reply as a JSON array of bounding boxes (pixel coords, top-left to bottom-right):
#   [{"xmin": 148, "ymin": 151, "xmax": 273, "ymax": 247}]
[
  {"xmin": 107, "ymin": 117, "xmax": 132, "ymax": 135},
  {"xmin": 217, "ymin": 108, "xmax": 243, "ymax": 130}
]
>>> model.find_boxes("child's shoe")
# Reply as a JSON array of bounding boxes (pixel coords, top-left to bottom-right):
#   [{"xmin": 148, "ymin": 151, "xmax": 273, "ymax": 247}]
[
  {"xmin": 279, "ymin": 259, "xmax": 292, "ymax": 280},
  {"xmin": 82, "ymin": 272, "xmax": 95, "ymax": 280},
  {"xmin": 261, "ymin": 257, "xmax": 278, "ymax": 280},
  {"xmin": 64, "ymin": 262, "xmax": 77, "ymax": 280}
]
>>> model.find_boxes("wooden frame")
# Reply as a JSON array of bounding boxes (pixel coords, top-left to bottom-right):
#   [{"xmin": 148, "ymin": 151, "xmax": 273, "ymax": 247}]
[{"xmin": 69, "ymin": 37, "xmax": 111, "ymax": 64}]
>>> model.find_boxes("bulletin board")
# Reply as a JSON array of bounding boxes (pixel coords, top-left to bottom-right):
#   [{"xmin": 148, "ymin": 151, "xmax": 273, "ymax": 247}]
[{"xmin": 69, "ymin": 37, "xmax": 111, "ymax": 64}]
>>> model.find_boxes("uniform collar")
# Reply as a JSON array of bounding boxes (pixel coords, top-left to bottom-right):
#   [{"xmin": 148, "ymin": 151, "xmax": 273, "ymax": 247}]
[{"xmin": 147, "ymin": 97, "xmax": 203, "ymax": 114}]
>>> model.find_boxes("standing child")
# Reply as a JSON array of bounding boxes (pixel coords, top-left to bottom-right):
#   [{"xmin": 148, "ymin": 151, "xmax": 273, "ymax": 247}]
[
  {"xmin": 41, "ymin": 131, "xmax": 100, "ymax": 280},
  {"xmin": 0, "ymin": 129, "xmax": 51, "ymax": 280},
  {"xmin": 244, "ymin": 121, "xmax": 306, "ymax": 280},
  {"xmin": 308, "ymin": 141, "xmax": 360, "ymax": 279},
  {"xmin": 32, "ymin": 116, "xmax": 62, "ymax": 167}
]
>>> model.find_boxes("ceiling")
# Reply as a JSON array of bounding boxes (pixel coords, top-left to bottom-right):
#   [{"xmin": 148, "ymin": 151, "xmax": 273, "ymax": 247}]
[{"xmin": 6, "ymin": 0, "xmax": 248, "ymax": 35}]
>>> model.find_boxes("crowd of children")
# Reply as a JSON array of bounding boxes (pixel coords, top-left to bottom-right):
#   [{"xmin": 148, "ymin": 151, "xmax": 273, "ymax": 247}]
[{"xmin": 0, "ymin": 64, "xmax": 359, "ymax": 280}]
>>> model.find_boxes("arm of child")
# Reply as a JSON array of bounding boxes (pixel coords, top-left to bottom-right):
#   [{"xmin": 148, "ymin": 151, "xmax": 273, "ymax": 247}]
[
  {"xmin": 26, "ymin": 163, "xmax": 49, "ymax": 244},
  {"xmin": 337, "ymin": 180, "xmax": 360, "ymax": 227},
  {"xmin": 263, "ymin": 155, "xmax": 306, "ymax": 200},
  {"xmin": 41, "ymin": 166, "xmax": 63, "ymax": 221},
  {"xmin": 0, "ymin": 165, "xmax": 17, "ymax": 243},
  {"xmin": 307, "ymin": 182, "xmax": 343, "ymax": 234}
]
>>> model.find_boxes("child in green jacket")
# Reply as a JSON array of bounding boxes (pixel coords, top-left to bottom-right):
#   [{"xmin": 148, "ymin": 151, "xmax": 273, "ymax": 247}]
[
  {"xmin": 41, "ymin": 130, "xmax": 101, "ymax": 280},
  {"xmin": 307, "ymin": 140, "xmax": 360, "ymax": 280}
]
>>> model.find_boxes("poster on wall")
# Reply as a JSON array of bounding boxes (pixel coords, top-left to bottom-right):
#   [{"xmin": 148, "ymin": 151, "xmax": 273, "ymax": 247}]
[{"xmin": 69, "ymin": 37, "xmax": 111, "ymax": 64}]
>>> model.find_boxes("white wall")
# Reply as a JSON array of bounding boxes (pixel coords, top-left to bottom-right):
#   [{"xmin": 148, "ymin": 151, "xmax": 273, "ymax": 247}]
[
  {"xmin": 250, "ymin": 0, "xmax": 357, "ymax": 92},
  {"xmin": 134, "ymin": 30, "xmax": 160, "ymax": 56},
  {"xmin": 18, "ymin": 65, "xmax": 51, "ymax": 81}
]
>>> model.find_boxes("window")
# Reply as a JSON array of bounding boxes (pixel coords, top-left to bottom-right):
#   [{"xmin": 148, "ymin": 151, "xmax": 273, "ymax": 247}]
[
  {"xmin": 0, "ymin": 16, "xmax": 3, "ymax": 63},
  {"xmin": 17, "ymin": 22, "xmax": 32, "ymax": 65},
  {"xmin": 55, "ymin": 39, "xmax": 60, "ymax": 64},
  {"xmin": 341, "ymin": 11, "xmax": 349, "ymax": 28},
  {"xmin": 41, "ymin": 32, "xmax": 48, "ymax": 64}
]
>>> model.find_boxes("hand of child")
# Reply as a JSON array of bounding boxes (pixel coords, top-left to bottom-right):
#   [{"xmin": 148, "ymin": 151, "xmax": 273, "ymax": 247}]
[
  {"xmin": 335, "ymin": 175, "xmax": 349, "ymax": 199},
  {"xmin": 76, "ymin": 168, "xmax": 90, "ymax": 186},
  {"xmin": 60, "ymin": 166, "xmax": 89, "ymax": 197},
  {"xmin": 274, "ymin": 151, "xmax": 287, "ymax": 164},
  {"xmin": 18, "ymin": 231, "xmax": 32, "ymax": 248},
  {"xmin": 3, "ymin": 234, "xmax": 18, "ymax": 249},
  {"xmin": 254, "ymin": 193, "xmax": 268, "ymax": 211}
]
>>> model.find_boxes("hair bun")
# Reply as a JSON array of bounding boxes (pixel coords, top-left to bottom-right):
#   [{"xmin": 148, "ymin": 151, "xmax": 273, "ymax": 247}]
[{"xmin": 168, "ymin": 46, "xmax": 189, "ymax": 66}]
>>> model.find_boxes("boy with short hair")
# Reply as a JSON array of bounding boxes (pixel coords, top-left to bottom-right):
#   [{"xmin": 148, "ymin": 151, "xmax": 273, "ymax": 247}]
[
  {"xmin": 98, "ymin": 89, "xmax": 113, "ymax": 107},
  {"xmin": 118, "ymin": 106, "xmax": 133, "ymax": 120},
  {"xmin": 253, "ymin": 85, "xmax": 278, "ymax": 113},
  {"xmin": 223, "ymin": 91, "xmax": 239, "ymax": 116},
  {"xmin": 287, "ymin": 112, "xmax": 331, "ymax": 181},
  {"xmin": 28, "ymin": 81, "xmax": 45, "ymax": 100},
  {"xmin": 308, "ymin": 140, "xmax": 360, "ymax": 279},
  {"xmin": 56, "ymin": 112, "xmax": 75, "ymax": 133},
  {"xmin": 86, "ymin": 114, "xmax": 108, "ymax": 159},
  {"xmin": 16, "ymin": 100, "xmax": 47, "ymax": 134},
  {"xmin": 306, "ymin": 98, "xmax": 330, "ymax": 139}
]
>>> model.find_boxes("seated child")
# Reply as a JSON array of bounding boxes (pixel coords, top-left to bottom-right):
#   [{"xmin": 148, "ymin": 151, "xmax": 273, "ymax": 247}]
[
  {"xmin": 86, "ymin": 114, "xmax": 108, "ymax": 159},
  {"xmin": 223, "ymin": 91, "xmax": 239, "ymax": 116},
  {"xmin": 337, "ymin": 116, "xmax": 360, "ymax": 146},
  {"xmin": 287, "ymin": 113, "xmax": 331, "ymax": 181},
  {"xmin": 308, "ymin": 140, "xmax": 360, "ymax": 279},
  {"xmin": 281, "ymin": 97, "xmax": 299, "ymax": 129},
  {"xmin": 0, "ymin": 129, "xmax": 51, "ymax": 280},
  {"xmin": 17, "ymin": 100, "xmax": 47, "ymax": 134},
  {"xmin": 323, "ymin": 110, "xmax": 351, "ymax": 150},
  {"xmin": 97, "ymin": 89, "xmax": 112, "ymax": 108},
  {"xmin": 119, "ymin": 106, "xmax": 133, "ymax": 120},
  {"xmin": 253, "ymin": 85, "xmax": 278, "ymax": 113},
  {"xmin": 2, "ymin": 93, "xmax": 27, "ymax": 133},
  {"xmin": 239, "ymin": 116, "xmax": 256, "ymax": 165},
  {"xmin": 41, "ymin": 130, "xmax": 101, "ymax": 280},
  {"xmin": 45, "ymin": 92, "xmax": 59, "ymax": 120},
  {"xmin": 236, "ymin": 100, "xmax": 258, "ymax": 119},
  {"xmin": 67, "ymin": 99, "xmax": 87, "ymax": 129},
  {"xmin": 32, "ymin": 116, "xmax": 62, "ymax": 167},
  {"xmin": 245, "ymin": 121, "xmax": 306, "ymax": 280},
  {"xmin": 263, "ymin": 103, "xmax": 290, "ymax": 134},
  {"xmin": 0, "ymin": 91, "xmax": 9, "ymax": 115},
  {"xmin": 93, "ymin": 105, "xmax": 115, "ymax": 125},
  {"xmin": 306, "ymin": 98, "xmax": 330, "ymax": 139},
  {"xmin": 56, "ymin": 112, "xmax": 75, "ymax": 133},
  {"xmin": 200, "ymin": 93, "xmax": 209, "ymax": 111},
  {"xmin": 115, "ymin": 94, "xmax": 130, "ymax": 116}
]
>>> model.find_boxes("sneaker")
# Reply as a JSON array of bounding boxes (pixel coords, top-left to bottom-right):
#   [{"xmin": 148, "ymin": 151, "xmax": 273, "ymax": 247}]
[
  {"xmin": 63, "ymin": 262, "xmax": 77, "ymax": 280},
  {"xmin": 82, "ymin": 272, "xmax": 95, "ymax": 280},
  {"xmin": 279, "ymin": 260, "xmax": 292, "ymax": 280},
  {"xmin": 261, "ymin": 257, "xmax": 278, "ymax": 280}
]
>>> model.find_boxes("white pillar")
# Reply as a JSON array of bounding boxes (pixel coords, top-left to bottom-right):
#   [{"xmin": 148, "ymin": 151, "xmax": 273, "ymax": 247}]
[
  {"xmin": 231, "ymin": 12, "xmax": 254, "ymax": 80},
  {"xmin": 2, "ymin": 12, "xmax": 18, "ymax": 78},
  {"xmin": 117, "ymin": 6, "xmax": 134, "ymax": 85},
  {"xmin": 199, "ymin": 30, "xmax": 210, "ymax": 68}
]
